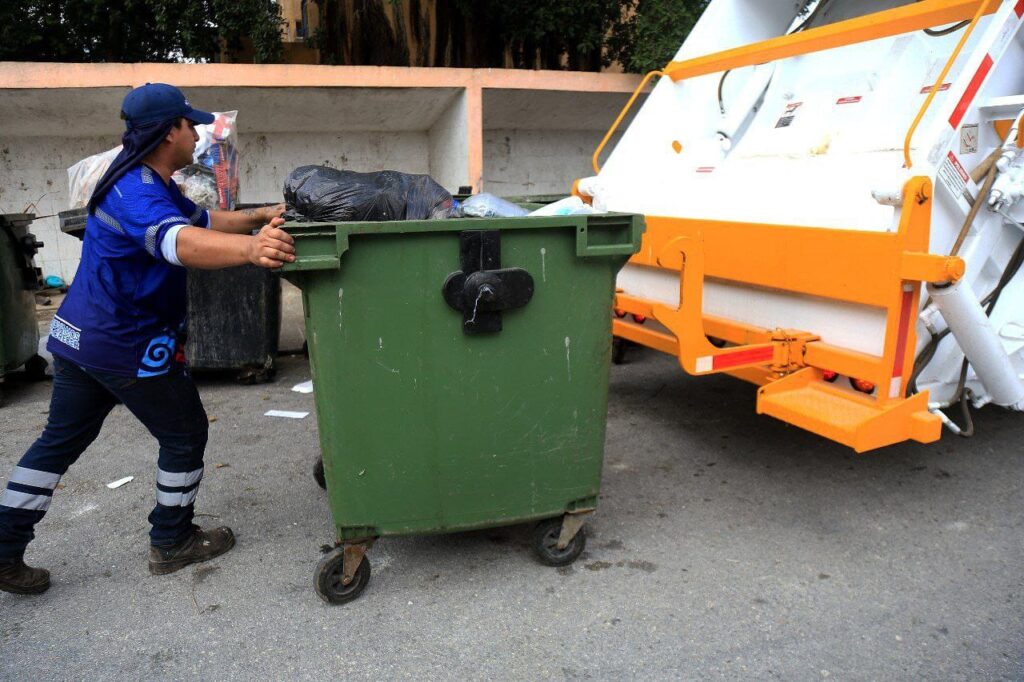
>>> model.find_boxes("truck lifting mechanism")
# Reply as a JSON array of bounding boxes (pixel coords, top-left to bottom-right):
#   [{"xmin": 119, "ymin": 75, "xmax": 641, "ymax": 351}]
[{"xmin": 576, "ymin": 0, "xmax": 1024, "ymax": 452}]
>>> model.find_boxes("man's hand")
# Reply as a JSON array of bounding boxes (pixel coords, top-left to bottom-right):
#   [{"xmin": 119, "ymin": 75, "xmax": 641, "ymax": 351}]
[
  {"xmin": 259, "ymin": 203, "xmax": 286, "ymax": 223},
  {"xmin": 247, "ymin": 218, "xmax": 295, "ymax": 269}
]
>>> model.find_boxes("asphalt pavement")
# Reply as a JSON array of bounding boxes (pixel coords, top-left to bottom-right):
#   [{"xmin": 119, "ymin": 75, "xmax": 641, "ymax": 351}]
[{"xmin": 0, "ymin": 344, "xmax": 1021, "ymax": 680}]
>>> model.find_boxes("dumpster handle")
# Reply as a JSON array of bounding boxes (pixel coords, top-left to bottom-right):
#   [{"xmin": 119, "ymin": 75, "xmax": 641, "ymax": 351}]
[{"xmin": 575, "ymin": 217, "xmax": 645, "ymax": 258}]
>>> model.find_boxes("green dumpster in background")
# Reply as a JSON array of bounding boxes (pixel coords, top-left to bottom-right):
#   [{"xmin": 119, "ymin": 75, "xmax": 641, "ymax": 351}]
[
  {"xmin": 0, "ymin": 214, "xmax": 48, "ymax": 405},
  {"xmin": 283, "ymin": 211, "xmax": 643, "ymax": 604}
]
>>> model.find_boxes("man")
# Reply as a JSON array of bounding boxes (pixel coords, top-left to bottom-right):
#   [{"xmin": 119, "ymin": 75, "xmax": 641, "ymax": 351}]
[{"xmin": 0, "ymin": 83, "xmax": 295, "ymax": 595}]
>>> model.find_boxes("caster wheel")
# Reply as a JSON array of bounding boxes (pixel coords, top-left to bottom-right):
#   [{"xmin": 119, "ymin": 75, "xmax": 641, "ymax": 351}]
[
  {"xmin": 532, "ymin": 517, "xmax": 586, "ymax": 567},
  {"xmin": 313, "ymin": 457, "xmax": 326, "ymax": 490},
  {"xmin": 235, "ymin": 367, "xmax": 275, "ymax": 385},
  {"xmin": 612, "ymin": 338, "xmax": 628, "ymax": 365},
  {"xmin": 234, "ymin": 370, "xmax": 258, "ymax": 386},
  {"xmin": 314, "ymin": 548, "xmax": 370, "ymax": 604},
  {"xmin": 24, "ymin": 354, "xmax": 48, "ymax": 381}
]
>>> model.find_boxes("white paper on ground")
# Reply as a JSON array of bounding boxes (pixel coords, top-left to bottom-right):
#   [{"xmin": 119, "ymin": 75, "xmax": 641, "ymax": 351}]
[
  {"xmin": 291, "ymin": 380, "xmax": 313, "ymax": 394},
  {"xmin": 265, "ymin": 410, "xmax": 309, "ymax": 419},
  {"xmin": 106, "ymin": 476, "xmax": 134, "ymax": 489}
]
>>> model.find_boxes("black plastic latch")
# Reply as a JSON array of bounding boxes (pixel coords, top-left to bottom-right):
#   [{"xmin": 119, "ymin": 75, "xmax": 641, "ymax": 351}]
[
  {"xmin": 21, "ymin": 233, "xmax": 44, "ymax": 258},
  {"xmin": 443, "ymin": 230, "xmax": 534, "ymax": 334}
]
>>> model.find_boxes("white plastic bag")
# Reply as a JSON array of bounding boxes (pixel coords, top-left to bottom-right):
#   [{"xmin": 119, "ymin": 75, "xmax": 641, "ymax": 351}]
[
  {"xmin": 458, "ymin": 193, "xmax": 528, "ymax": 218},
  {"xmin": 528, "ymin": 196, "xmax": 599, "ymax": 217},
  {"xmin": 67, "ymin": 146, "xmax": 122, "ymax": 209}
]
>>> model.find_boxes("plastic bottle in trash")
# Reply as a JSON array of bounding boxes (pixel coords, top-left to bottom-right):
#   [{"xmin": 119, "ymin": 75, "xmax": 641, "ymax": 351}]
[{"xmin": 458, "ymin": 193, "xmax": 529, "ymax": 218}]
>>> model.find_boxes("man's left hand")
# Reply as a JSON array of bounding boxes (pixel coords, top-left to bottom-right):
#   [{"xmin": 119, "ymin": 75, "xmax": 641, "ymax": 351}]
[{"xmin": 261, "ymin": 203, "xmax": 286, "ymax": 222}]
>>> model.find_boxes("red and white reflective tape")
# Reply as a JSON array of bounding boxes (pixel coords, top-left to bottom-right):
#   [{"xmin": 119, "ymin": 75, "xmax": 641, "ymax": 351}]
[
  {"xmin": 696, "ymin": 346, "xmax": 774, "ymax": 373},
  {"xmin": 889, "ymin": 284, "xmax": 916, "ymax": 398},
  {"xmin": 948, "ymin": 1, "xmax": 1024, "ymax": 129},
  {"xmin": 949, "ymin": 54, "xmax": 993, "ymax": 129}
]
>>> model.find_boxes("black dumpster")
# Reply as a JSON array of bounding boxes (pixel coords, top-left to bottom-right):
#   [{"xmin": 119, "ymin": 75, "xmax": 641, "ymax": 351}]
[
  {"xmin": 1, "ymin": 213, "xmax": 48, "ymax": 405},
  {"xmin": 59, "ymin": 204, "xmax": 281, "ymax": 383}
]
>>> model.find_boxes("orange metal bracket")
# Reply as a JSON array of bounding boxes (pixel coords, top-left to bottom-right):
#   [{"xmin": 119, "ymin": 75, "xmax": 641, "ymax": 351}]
[
  {"xmin": 649, "ymin": 235, "xmax": 778, "ymax": 376},
  {"xmin": 617, "ymin": 177, "xmax": 962, "ymax": 451},
  {"xmin": 664, "ymin": 0, "xmax": 997, "ymax": 83},
  {"xmin": 755, "ymin": 368, "xmax": 940, "ymax": 452},
  {"xmin": 640, "ymin": 177, "xmax": 961, "ymax": 388}
]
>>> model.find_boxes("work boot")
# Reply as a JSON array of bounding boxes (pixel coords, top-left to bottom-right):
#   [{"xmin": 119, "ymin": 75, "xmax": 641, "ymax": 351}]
[
  {"xmin": 148, "ymin": 525, "xmax": 235, "ymax": 575},
  {"xmin": 0, "ymin": 558, "xmax": 51, "ymax": 595}
]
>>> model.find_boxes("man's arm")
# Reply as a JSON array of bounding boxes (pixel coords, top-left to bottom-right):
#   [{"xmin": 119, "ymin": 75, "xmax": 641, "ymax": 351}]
[
  {"xmin": 175, "ymin": 218, "xmax": 294, "ymax": 269},
  {"xmin": 208, "ymin": 203, "xmax": 286, "ymax": 234}
]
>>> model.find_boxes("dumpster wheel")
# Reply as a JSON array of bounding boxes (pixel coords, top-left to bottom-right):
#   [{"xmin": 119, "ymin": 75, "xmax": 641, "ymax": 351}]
[
  {"xmin": 235, "ymin": 365, "xmax": 276, "ymax": 385},
  {"xmin": 532, "ymin": 517, "xmax": 586, "ymax": 567},
  {"xmin": 611, "ymin": 338, "xmax": 629, "ymax": 365},
  {"xmin": 24, "ymin": 354, "xmax": 48, "ymax": 381},
  {"xmin": 314, "ymin": 547, "xmax": 370, "ymax": 604},
  {"xmin": 313, "ymin": 457, "xmax": 326, "ymax": 489}
]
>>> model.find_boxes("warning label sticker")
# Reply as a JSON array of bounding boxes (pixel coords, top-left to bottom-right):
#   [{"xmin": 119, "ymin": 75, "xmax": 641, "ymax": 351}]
[
  {"xmin": 836, "ymin": 96, "xmax": 862, "ymax": 105},
  {"xmin": 938, "ymin": 151, "xmax": 969, "ymax": 197},
  {"xmin": 775, "ymin": 101, "xmax": 802, "ymax": 128},
  {"xmin": 960, "ymin": 124, "xmax": 979, "ymax": 154}
]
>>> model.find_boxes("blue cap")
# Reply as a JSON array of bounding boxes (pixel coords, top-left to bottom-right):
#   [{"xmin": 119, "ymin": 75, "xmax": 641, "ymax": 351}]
[{"xmin": 120, "ymin": 83, "xmax": 215, "ymax": 128}]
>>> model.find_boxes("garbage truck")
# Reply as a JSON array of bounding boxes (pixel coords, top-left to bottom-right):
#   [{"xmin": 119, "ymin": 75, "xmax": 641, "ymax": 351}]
[{"xmin": 575, "ymin": 0, "xmax": 1024, "ymax": 452}]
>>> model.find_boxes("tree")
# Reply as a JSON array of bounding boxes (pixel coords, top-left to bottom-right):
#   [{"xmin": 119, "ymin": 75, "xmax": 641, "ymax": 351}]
[
  {"xmin": 312, "ymin": 0, "xmax": 708, "ymax": 73},
  {"xmin": 608, "ymin": 0, "xmax": 709, "ymax": 73},
  {"xmin": 0, "ymin": 0, "xmax": 284, "ymax": 63}
]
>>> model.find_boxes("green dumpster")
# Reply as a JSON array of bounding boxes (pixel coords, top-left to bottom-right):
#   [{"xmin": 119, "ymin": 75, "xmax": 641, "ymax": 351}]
[
  {"xmin": 0, "ymin": 214, "xmax": 47, "ymax": 405},
  {"xmin": 283, "ymin": 211, "xmax": 642, "ymax": 604}
]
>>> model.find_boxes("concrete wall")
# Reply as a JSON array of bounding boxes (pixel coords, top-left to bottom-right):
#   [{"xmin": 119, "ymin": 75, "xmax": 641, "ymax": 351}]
[
  {"xmin": 482, "ymin": 89, "xmax": 632, "ymax": 195},
  {"xmin": 0, "ymin": 64, "xmax": 645, "ymax": 283},
  {"xmin": 0, "ymin": 135, "xmax": 120, "ymax": 282}
]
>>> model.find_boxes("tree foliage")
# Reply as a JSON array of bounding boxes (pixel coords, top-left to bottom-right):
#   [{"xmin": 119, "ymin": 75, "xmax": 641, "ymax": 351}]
[
  {"xmin": 607, "ymin": 0, "xmax": 709, "ymax": 73},
  {"xmin": 0, "ymin": 0, "xmax": 284, "ymax": 63},
  {"xmin": 0, "ymin": 0, "xmax": 706, "ymax": 71},
  {"xmin": 312, "ymin": 0, "xmax": 708, "ymax": 72}
]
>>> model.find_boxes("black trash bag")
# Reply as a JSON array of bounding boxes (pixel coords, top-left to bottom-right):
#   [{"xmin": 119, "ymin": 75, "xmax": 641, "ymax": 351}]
[{"xmin": 283, "ymin": 165, "xmax": 454, "ymax": 222}]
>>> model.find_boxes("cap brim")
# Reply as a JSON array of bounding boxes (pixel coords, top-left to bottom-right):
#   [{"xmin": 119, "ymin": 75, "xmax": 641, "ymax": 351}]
[{"xmin": 185, "ymin": 108, "xmax": 216, "ymax": 125}]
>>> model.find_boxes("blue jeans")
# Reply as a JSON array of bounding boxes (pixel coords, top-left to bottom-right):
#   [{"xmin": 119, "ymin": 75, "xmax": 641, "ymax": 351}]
[{"xmin": 0, "ymin": 355, "xmax": 209, "ymax": 560}]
